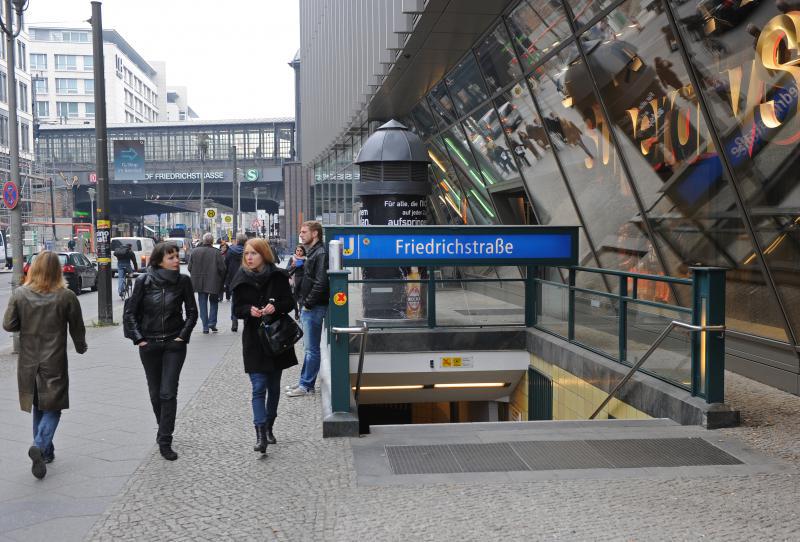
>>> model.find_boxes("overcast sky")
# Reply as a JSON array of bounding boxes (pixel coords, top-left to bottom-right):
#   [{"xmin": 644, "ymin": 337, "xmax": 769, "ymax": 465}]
[{"xmin": 25, "ymin": 0, "xmax": 299, "ymax": 120}]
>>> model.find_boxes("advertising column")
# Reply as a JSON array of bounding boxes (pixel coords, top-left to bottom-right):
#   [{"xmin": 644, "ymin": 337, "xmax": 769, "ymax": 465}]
[{"xmin": 353, "ymin": 120, "xmax": 430, "ymax": 320}]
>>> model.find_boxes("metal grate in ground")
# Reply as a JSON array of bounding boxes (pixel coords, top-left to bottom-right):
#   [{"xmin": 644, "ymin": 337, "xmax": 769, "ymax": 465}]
[{"xmin": 385, "ymin": 438, "xmax": 742, "ymax": 475}]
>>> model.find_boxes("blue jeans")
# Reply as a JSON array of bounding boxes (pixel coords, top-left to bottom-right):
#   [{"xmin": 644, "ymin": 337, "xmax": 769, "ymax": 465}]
[
  {"xmin": 249, "ymin": 370, "xmax": 283, "ymax": 426},
  {"xmin": 197, "ymin": 292, "xmax": 218, "ymax": 330},
  {"xmin": 298, "ymin": 304, "xmax": 327, "ymax": 391},
  {"xmin": 230, "ymin": 292, "xmax": 237, "ymax": 322},
  {"xmin": 118, "ymin": 263, "xmax": 132, "ymax": 296},
  {"xmin": 32, "ymin": 405, "xmax": 61, "ymax": 460}
]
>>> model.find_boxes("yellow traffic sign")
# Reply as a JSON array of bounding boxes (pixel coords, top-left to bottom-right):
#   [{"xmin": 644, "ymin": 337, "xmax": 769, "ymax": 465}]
[{"xmin": 205, "ymin": 208, "xmax": 217, "ymax": 219}]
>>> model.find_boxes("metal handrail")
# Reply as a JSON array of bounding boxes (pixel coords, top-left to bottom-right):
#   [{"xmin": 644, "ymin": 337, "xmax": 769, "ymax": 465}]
[
  {"xmin": 331, "ymin": 323, "xmax": 369, "ymax": 405},
  {"xmin": 589, "ymin": 321, "xmax": 725, "ymax": 420}
]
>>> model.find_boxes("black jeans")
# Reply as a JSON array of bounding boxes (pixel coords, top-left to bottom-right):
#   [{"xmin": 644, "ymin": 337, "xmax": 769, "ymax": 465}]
[{"xmin": 139, "ymin": 339, "xmax": 187, "ymax": 446}]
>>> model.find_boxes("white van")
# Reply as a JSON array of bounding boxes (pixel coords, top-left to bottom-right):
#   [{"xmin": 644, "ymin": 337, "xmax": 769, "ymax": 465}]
[{"xmin": 111, "ymin": 237, "xmax": 156, "ymax": 275}]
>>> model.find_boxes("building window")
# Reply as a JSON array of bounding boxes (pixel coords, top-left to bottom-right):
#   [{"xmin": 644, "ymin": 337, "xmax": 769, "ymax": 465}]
[
  {"xmin": 55, "ymin": 78, "xmax": 78, "ymax": 94},
  {"xmin": 0, "ymin": 72, "xmax": 6, "ymax": 103},
  {"xmin": 124, "ymin": 89, "xmax": 133, "ymax": 106},
  {"xmin": 20, "ymin": 122, "xmax": 29, "ymax": 152},
  {"xmin": 52, "ymin": 31, "xmax": 89, "ymax": 43},
  {"xmin": 57, "ymin": 101, "xmax": 79, "ymax": 118},
  {"xmin": 17, "ymin": 82, "xmax": 27, "ymax": 112},
  {"xmin": 84, "ymin": 102, "xmax": 94, "ymax": 118},
  {"xmin": 16, "ymin": 42, "xmax": 25, "ymax": 70},
  {"xmin": 30, "ymin": 53, "xmax": 47, "ymax": 70},
  {"xmin": 83, "ymin": 55, "xmax": 93, "ymax": 71},
  {"xmin": 34, "ymin": 78, "xmax": 47, "ymax": 94},
  {"xmin": 35, "ymin": 101, "xmax": 49, "ymax": 117},
  {"xmin": 84, "ymin": 79, "xmax": 94, "ymax": 95},
  {"xmin": 0, "ymin": 113, "xmax": 8, "ymax": 146},
  {"xmin": 55, "ymin": 54, "xmax": 77, "ymax": 71}
]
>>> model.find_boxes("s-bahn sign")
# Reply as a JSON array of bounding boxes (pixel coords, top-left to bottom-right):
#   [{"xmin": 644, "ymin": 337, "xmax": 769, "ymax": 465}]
[{"xmin": 325, "ymin": 226, "xmax": 579, "ymax": 266}]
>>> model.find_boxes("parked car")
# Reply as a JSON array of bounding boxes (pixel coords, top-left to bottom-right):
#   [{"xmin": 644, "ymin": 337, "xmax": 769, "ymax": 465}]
[
  {"xmin": 23, "ymin": 252, "xmax": 97, "ymax": 295},
  {"xmin": 164, "ymin": 237, "xmax": 191, "ymax": 263},
  {"xmin": 110, "ymin": 236, "xmax": 156, "ymax": 275}
]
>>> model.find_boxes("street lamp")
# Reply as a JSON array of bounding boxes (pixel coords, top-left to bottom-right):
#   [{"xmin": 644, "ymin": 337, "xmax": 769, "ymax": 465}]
[
  {"xmin": 198, "ymin": 133, "xmax": 208, "ymax": 234},
  {"xmin": 253, "ymin": 187, "xmax": 259, "ymax": 237},
  {"xmin": 87, "ymin": 187, "xmax": 96, "ymax": 254}
]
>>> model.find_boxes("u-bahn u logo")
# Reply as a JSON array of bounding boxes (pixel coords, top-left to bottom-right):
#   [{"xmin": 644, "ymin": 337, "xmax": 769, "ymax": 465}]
[{"xmin": 343, "ymin": 236, "xmax": 355, "ymax": 256}]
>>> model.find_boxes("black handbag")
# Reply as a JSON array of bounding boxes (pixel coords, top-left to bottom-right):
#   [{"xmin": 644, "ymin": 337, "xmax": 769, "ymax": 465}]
[{"xmin": 259, "ymin": 312, "xmax": 303, "ymax": 355}]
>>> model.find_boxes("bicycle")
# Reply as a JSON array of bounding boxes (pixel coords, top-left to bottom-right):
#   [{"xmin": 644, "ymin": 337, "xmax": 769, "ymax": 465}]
[{"xmin": 121, "ymin": 270, "xmax": 138, "ymax": 301}]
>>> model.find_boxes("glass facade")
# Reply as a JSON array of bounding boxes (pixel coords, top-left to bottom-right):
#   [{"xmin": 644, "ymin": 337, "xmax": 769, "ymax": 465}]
[{"xmin": 310, "ymin": 0, "xmax": 800, "ymax": 352}]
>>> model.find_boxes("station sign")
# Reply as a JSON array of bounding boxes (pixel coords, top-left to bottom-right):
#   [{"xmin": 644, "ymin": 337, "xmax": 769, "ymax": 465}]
[
  {"xmin": 205, "ymin": 208, "xmax": 218, "ymax": 220},
  {"xmin": 326, "ymin": 226, "xmax": 579, "ymax": 266},
  {"xmin": 222, "ymin": 213, "xmax": 233, "ymax": 225}
]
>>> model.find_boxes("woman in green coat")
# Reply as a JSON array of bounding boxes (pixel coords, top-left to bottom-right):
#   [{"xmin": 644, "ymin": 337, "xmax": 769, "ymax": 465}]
[{"xmin": 3, "ymin": 251, "xmax": 87, "ymax": 479}]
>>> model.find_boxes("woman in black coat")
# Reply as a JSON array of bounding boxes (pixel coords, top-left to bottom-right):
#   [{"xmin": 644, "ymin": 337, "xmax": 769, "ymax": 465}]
[
  {"xmin": 123, "ymin": 242, "xmax": 198, "ymax": 461},
  {"xmin": 231, "ymin": 238, "xmax": 298, "ymax": 454}
]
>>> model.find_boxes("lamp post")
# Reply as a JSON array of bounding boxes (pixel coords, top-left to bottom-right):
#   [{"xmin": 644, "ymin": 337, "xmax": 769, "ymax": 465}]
[
  {"xmin": 253, "ymin": 187, "xmax": 259, "ymax": 237},
  {"xmin": 1, "ymin": 0, "xmax": 29, "ymax": 353},
  {"xmin": 198, "ymin": 133, "xmax": 208, "ymax": 233},
  {"xmin": 87, "ymin": 187, "xmax": 95, "ymax": 254}
]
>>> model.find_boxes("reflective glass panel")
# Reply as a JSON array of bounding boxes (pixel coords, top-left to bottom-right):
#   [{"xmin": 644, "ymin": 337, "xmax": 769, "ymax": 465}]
[
  {"xmin": 475, "ymin": 22, "xmax": 523, "ymax": 95},
  {"xmin": 462, "ymin": 103, "xmax": 520, "ymax": 184},
  {"xmin": 428, "ymin": 82, "xmax": 457, "ymax": 126},
  {"xmin": 507, "ymin": 0, "xmax": 572, "ymax": 71},
  {"xmin": 409, "ymin": 99, "xmax": 439, "ymax": 139},
  {"xmin": 665, "ymin": 0, "xmax": 798, "ymax": 340},
  {"xmin": 445, "ymin": 54, "xmax": 489, "ymax": 117},
  {"xmin": 529, "ymin": 43, "xmax": 663, "ymax": 282}
]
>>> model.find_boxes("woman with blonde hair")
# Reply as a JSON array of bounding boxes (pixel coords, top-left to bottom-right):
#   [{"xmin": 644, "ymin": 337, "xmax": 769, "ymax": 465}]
[
  {"xmin": 3, "ymin": 251, "xmax": 87, "ymax": 479},
  {"xmin": 231, "ymin": 238, "xmax": 297, "ymax": 454}
]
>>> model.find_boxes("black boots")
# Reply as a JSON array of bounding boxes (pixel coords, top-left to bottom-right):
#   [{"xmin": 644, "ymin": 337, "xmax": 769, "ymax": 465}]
[
  {"xmin": 159, "ymin": 445, "xmax": 178, "ymax": 461},
  {"xmin": 253, "ymin": 424, "xmax": 268, "ymax": 454},
  {"xmin": 266, "ymin": 422, "xmax": 277, "ymax": 445}
]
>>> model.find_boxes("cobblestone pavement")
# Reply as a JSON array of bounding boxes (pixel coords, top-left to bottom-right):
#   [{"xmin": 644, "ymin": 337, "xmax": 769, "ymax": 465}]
[{"xmin": 85, "ymin": 339, "xmax": 800, "ymax": 542}]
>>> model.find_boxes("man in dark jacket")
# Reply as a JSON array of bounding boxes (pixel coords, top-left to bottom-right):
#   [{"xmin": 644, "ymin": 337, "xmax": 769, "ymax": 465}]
[
  {"xmin": 225, "ymin": 233, "xmax": 246, "ymax": 332},
  {"xmin": 115, "ymin": 243, "xmax": 138, "ymax": 298},
  {"xmin": 188, "ymin": 233, "xmax": 226, "ymax": 333},
  {"xmin": 287, "ymin": 221, "xmax": 329, "ymax": 397}
]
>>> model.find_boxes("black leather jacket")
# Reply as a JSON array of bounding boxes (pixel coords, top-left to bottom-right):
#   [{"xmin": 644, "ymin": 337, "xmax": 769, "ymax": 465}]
[
  {"xmin": 123, "ymin": 268, "xmax": 198, "ymax": 344},
  {"xmin": 297, "ymin": 241, "xmax": 329, "ymax": 309}
]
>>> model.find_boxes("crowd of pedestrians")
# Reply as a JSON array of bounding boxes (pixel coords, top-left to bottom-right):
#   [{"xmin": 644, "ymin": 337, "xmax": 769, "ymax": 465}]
[{"xmin": 5, "ymin": 221, "xmax": 330, "ymax": 478}]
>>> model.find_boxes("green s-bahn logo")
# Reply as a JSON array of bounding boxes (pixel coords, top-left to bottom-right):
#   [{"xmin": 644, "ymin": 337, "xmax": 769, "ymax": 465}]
[{"xmin": 245, "ymin": 168, "xmax": 259, "ymax": 181}]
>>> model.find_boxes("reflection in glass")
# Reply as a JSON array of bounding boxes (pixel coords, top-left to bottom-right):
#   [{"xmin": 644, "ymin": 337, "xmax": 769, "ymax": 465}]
[
  {"xmin": 507, "ymin": 0, "xmax": 571, "ymax": 71},
  {"xmin": 530, "ymin": 43, "xmax": 662, "ymax": 284},
  {"xmin": 462, "ymin": 103, "xmax": 520, "ymax": 184},
  {"xmin": 428, "ymin": 82, "xmax": 456, "ymax": 125},
  {"xmin": 408, "ymin": 99, "xmax": 439, "ymax": 139},
  {"xmin": 445, "ymin": 54, "xmax": 489, "ymax": 117},
  {"xmin": 475, "ymin": 22, "xmax": 523, "ymax": 94}
]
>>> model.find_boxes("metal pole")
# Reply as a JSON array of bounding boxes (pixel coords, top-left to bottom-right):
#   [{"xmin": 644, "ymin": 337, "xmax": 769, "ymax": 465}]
[
  {"xmin": 48, "ymin": 177, "xmax": 57, "ymax": 239},
  {"xmin": 231, "ymin": 145, "xmax": 238, "ymax": 235},
  {"xmin": 91, "ymin": 1, "xmax": 112, "ymax": 324},
  {"xmin": 198, "ymin": 134, "xmax": 206, "ymax": 233},
  {"xmin": 3, "ymin": 0, "xmax": 22, "ymax": 352},
  {"xmin": 254, "ymin": 187, "xmax": 259, "ymax": 237},
  {"xmin": 87, "ymin": 187, "xmax": 95, "ymax": 254}
]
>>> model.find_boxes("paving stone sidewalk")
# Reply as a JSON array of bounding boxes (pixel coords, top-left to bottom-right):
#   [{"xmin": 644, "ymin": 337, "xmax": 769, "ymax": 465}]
[{"xmin": 85, "ymin": 339, "xmax": 800, "ymax": 542}]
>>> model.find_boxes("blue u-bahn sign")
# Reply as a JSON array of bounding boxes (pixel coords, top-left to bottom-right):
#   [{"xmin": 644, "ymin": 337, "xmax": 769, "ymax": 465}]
[{"xmin": 325, "ymin": 225, "xmax": 579, "ymax": 266}]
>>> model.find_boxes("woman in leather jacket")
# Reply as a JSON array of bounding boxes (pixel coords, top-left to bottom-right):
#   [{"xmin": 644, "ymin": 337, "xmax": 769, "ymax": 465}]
[
  {"xmin": 123, "ymin": 242, "xmax": 198, "ymax": 460},
  {"xmin": 231, "ymin": 238, "xmax": 298, "ymax": 454}
]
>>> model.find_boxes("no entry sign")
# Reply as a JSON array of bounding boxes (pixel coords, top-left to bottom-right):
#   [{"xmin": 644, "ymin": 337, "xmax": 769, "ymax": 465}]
[{"xmin": 2, "ymin": 181, "xmax": 18, "ymax": 209}]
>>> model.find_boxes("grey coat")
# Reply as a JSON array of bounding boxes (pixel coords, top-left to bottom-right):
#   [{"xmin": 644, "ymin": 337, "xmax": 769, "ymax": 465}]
[
  {"xmin": 3, "ymin": 286, "xmax": 87, "ymax": 412},
  {"xmin": 188, "ymin": 245, "xmax": 226, "ymax": 294}
]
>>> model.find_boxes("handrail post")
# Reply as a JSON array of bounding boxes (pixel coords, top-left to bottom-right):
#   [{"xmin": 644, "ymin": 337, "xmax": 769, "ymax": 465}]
[
  {"xmin": 427, "ymin": 268, "xmax": 436, "ymax": 328},
  {"xmin": 568, "ymin": 267, "xmax": 576, "ymax": 341},
  {"xmin": 525, "ymin": 265, "xmax": 536, "ymax": 327},
  {"xmin": 327, "ymin": 269, "xmax": 351, "ymax": 413},
  {"xmin": 618, "ymin": 274, "xmax": 628, "ymax": 363},
  {"xmin": 691, "ymin": 267, "xmax": 727, "ymax": 403}
]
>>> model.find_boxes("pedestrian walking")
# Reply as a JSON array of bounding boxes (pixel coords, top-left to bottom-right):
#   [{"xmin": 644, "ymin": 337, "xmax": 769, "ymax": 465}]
[
  {"xmin": 287, "ymin": 221, "xmax": 328, "ymax": 397},
  {"xmin": 123, "ymin": 242, "xmax": 198, "ymax": 461},
  {"xmin": 225, "ymin": 233, "xmax": 247, "ymax": 331},
  {"xmin": 188, "ymin": 233, "xmax": 226, "ymax": 333},
  {"xmin": 114, "ymin": 243, "xmax": 139, "ymax": 298},
  {"xmin": 286, "ymin": 244, "xmax": 306, "ymax": 319},
  {"xmin": 231, "ymin": 238, "xmax": 298, "ymax": 453},
  {"xmin": 3, "ymin": 251, "xmax": 87, "ymax": 479}
]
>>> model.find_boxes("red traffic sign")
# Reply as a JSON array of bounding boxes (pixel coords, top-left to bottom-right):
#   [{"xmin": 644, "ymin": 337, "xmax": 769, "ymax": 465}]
[
  {"xmin": 2, "ymin": 181, "xmax": 18, "ymax": 210},
  {"xmin": 89, "ymin": 172, "xmax": 97, "ymax": 184}
]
